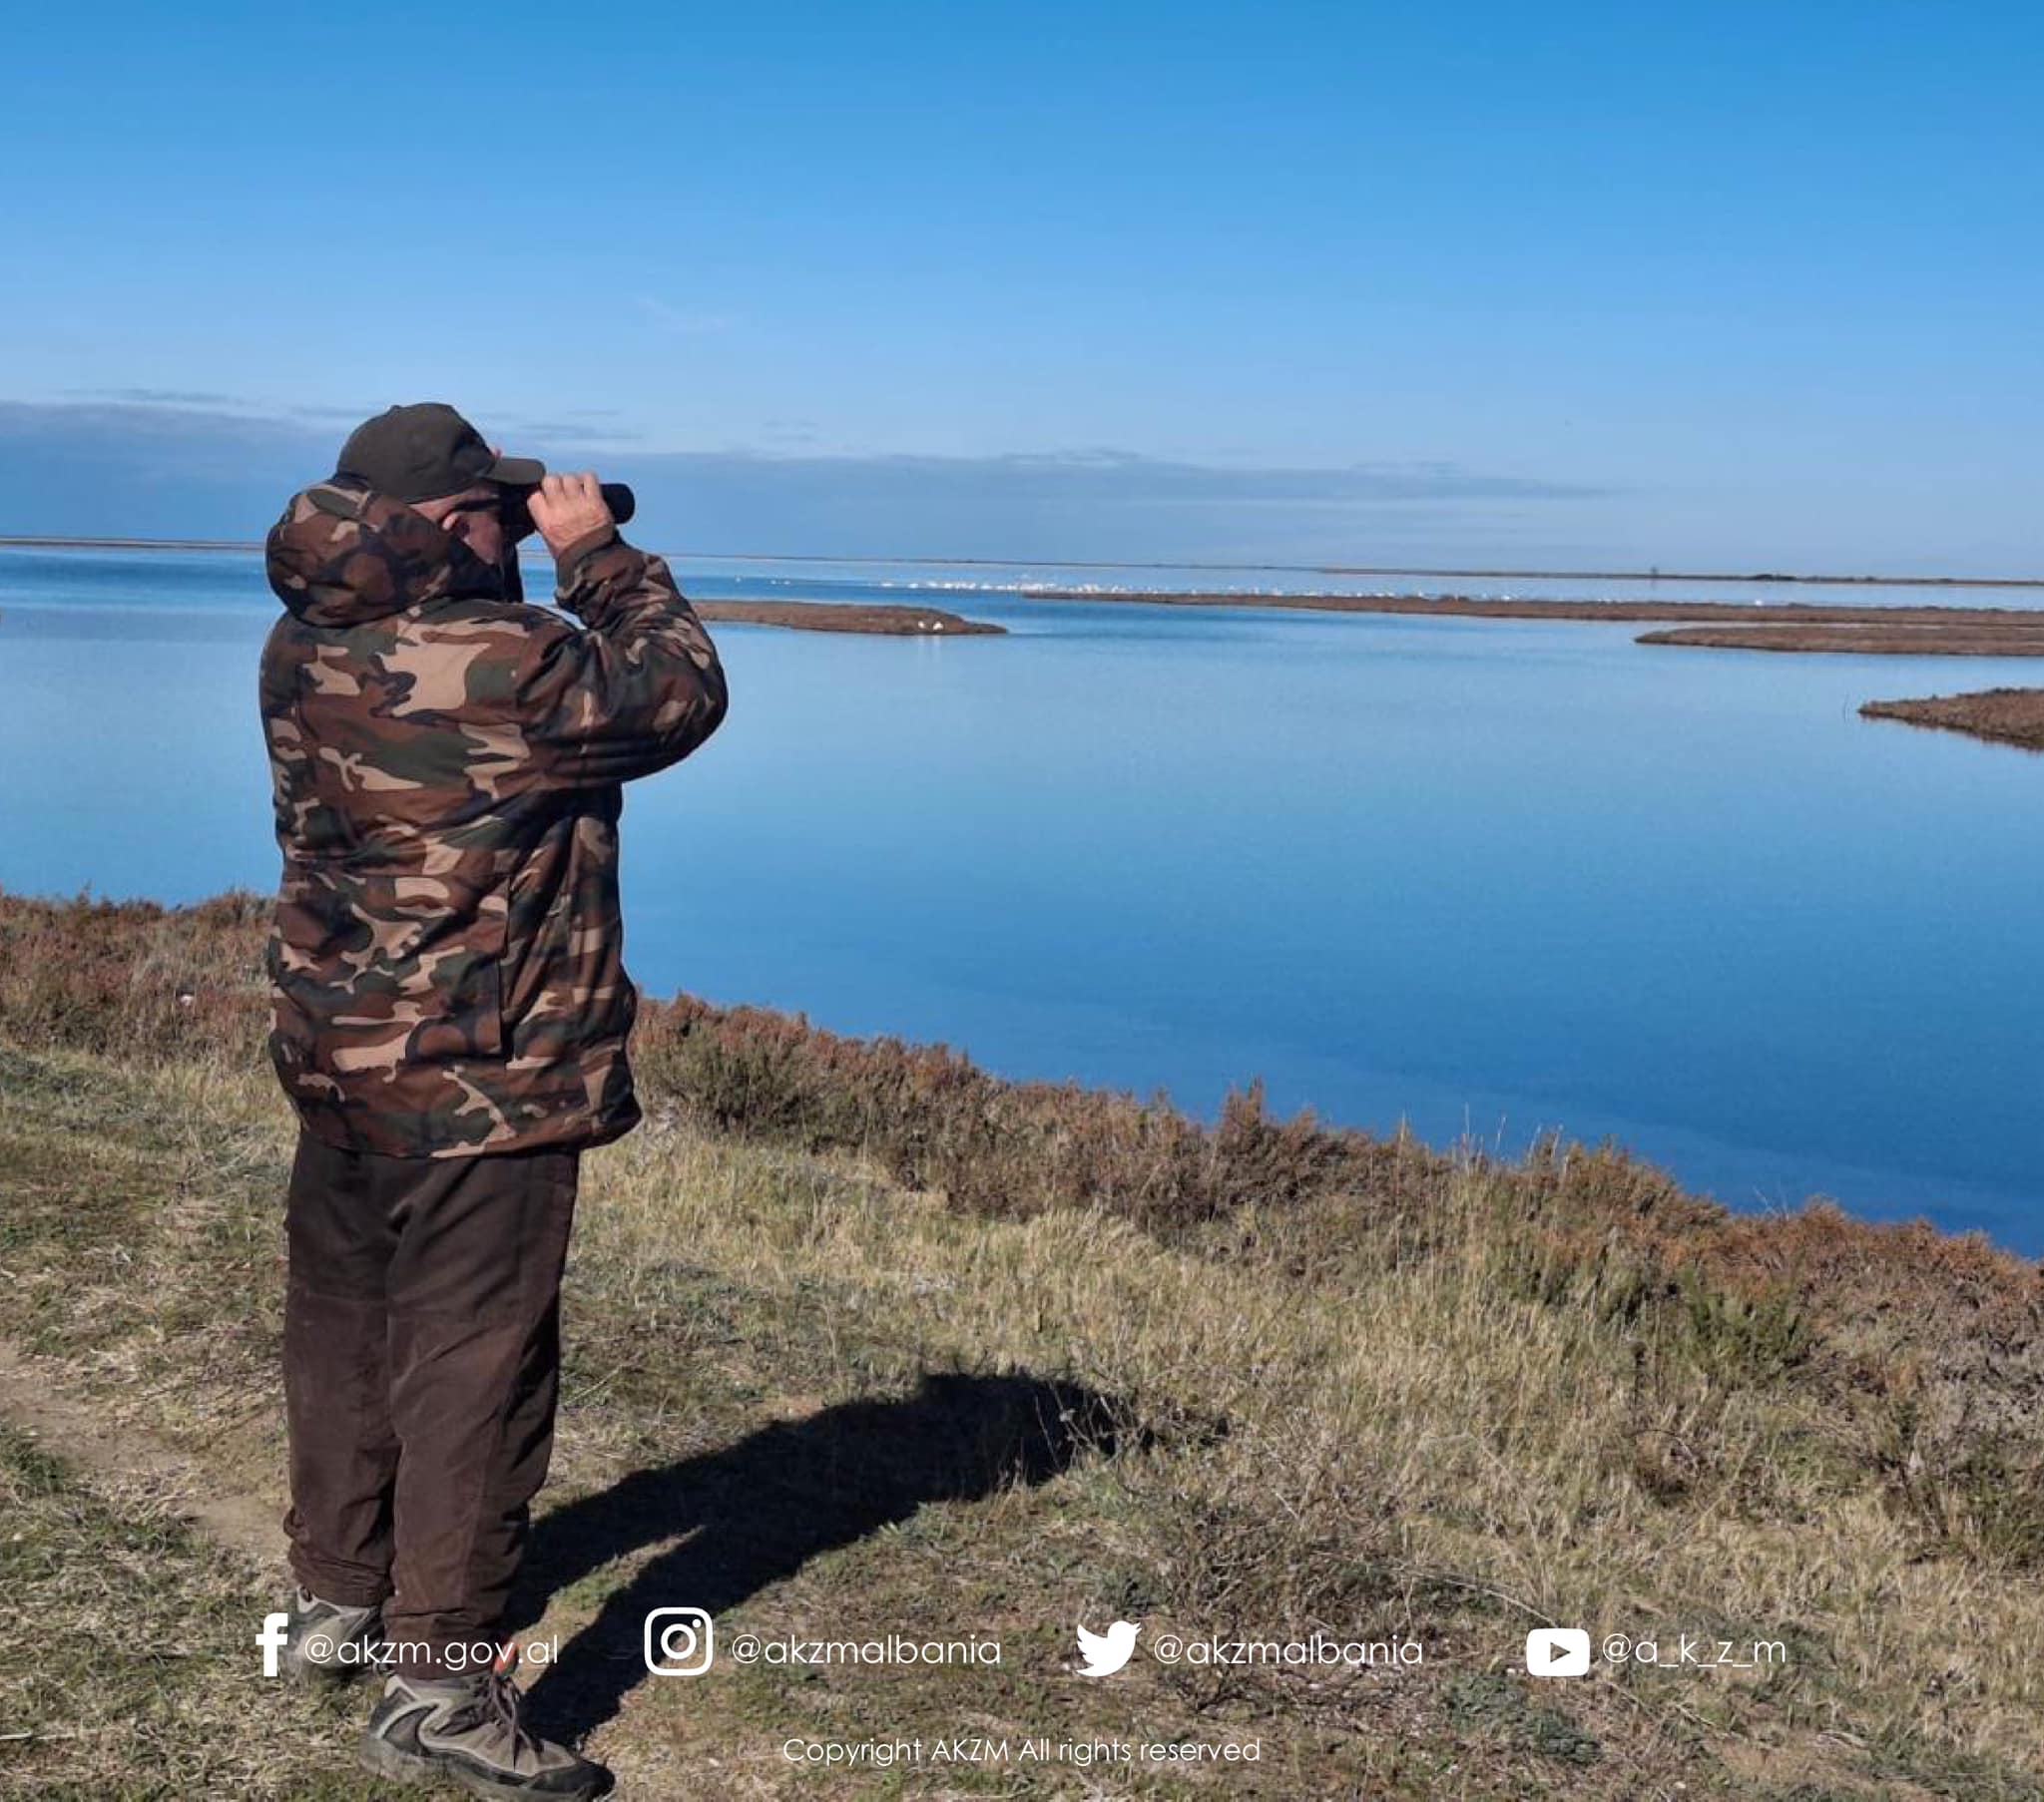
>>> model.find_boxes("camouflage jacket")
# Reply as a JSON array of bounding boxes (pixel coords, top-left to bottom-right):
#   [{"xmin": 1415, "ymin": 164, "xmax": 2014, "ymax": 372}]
[{"xmin": 258, "ymin": 478, "xmax": 728, "ymax": 1157}]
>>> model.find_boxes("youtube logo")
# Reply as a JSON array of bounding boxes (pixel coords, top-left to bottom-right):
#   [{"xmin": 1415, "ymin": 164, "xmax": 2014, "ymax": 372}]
[{"xmin": 1525, "ymin": 1627, "xmax": 1592, "ymax": 1677}]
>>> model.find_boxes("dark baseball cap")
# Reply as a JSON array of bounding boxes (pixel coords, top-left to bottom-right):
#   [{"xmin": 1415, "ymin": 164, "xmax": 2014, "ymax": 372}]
[{"xmin": 334, "ymin": 402, "xmax": 546, "ymax": 502}]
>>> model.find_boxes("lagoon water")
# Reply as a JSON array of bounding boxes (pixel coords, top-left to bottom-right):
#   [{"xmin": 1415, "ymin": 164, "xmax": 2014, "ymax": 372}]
[{"xmin": 2, "ymin": 546, "xmax": 2038, "ymax": 1249}]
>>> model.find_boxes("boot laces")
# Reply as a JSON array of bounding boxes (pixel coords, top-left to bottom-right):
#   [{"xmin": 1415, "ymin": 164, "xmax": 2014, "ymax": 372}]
[
  {"xmin": 478, "ymin": 1667, "xmax": 540, "ymax": 1760},
  {"xmin": 442, "ymin": 1645, "xmax": 540, "ymax": 1762}
]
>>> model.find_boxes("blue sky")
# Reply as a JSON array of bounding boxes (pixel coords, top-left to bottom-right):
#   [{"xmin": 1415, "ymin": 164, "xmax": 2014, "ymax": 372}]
[{"xmin": 3, "ymin": 1, "xmax": 2040, "ymax": 568}]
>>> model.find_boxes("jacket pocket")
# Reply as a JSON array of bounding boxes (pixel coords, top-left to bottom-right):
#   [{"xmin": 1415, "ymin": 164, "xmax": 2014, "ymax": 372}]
[
  {"xmin": 407, "ymin": 897, "xmax": 507, "ymax": 1062},
  {"xmin": 273, "ymin": 867, "xmax": 508, "ymax": 1072}
]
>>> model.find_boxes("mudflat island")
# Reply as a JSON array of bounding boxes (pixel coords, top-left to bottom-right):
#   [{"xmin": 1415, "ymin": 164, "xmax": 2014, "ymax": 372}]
[
  {"xmin": 1860, "ymin": 687, "xmax": 2044, "ymax": 751},
  {"xmin": 688, "ymin": 600, "xmax": 1003, "ymax": 636}
]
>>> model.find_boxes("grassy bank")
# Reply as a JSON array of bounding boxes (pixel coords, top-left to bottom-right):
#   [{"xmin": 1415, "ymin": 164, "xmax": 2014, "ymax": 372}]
[
  {"xmin": 1, "ymin": 891, "xmax": 2041, "ymax": 1799},
  {"xmin": 1861, "ymin": 687, "xmax": 2044, "ymax": 752}
]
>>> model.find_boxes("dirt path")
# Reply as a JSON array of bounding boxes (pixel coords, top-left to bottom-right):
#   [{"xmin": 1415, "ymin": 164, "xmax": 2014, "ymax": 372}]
[{"xmin": 0, "ymin": 1334, "xmax": 283, "ymax": 1574}]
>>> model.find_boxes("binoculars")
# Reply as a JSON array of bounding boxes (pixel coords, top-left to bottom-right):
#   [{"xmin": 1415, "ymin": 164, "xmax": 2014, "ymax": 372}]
[
  {"xmin": 495, "ymin": 482, "xmax": 639, "ymax": 607},
  {"xmin": 501, "ymin": 482, "xmax": 638, "ymax": 545}
]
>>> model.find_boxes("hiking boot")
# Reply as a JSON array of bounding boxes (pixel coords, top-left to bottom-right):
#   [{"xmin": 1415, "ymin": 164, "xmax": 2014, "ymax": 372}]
[
  {"xmin": 356, "ymin": 1647, "xmax": 608, "ymax": 1799},
  {"xmin": 280, "ymin": 1585, "xmax": 384, "ymax": 1683}
]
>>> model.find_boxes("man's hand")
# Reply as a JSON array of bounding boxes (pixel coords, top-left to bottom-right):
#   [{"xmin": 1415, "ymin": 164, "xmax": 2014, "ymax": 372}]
[{"xmin": 526, "ymin": 472, "xmax": 616, "ymax": 559}]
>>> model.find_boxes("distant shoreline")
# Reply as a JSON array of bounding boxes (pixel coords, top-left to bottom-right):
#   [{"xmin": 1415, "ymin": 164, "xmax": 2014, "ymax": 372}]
[
  {"xmin": 1, "ymin": 534, "xmax": 262, "ymax": 553},
  {"xmin": 7, "ymin": 535, "xmax": 2043, "ymax": 653},
  {"xmin": 3, "ymin": 533, "xmax": 2042, "ymax": 591},
  {"xmin": 1018, "ymin": 589, "xmax": 2044, "ymax": 630}
]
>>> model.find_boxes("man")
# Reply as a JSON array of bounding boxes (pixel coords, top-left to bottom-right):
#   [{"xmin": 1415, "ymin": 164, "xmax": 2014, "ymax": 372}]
[{"xmin": 258, "ymin": 402, "xmax": 728, "ymax": 1797}]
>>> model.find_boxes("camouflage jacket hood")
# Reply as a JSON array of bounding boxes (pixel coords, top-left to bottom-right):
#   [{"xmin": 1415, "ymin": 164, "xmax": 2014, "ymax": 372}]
[
  {"xmin": 266, "ymin": 476, "xmax": 508, "ymax": 628},
  {"xmin": 258, "ymin": 480, "xmax": 729, "ymax": 1158}
]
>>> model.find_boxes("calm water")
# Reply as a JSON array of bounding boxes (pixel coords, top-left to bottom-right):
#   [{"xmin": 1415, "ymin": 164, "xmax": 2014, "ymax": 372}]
[{"xmin": 2, "ymin": 547, "xmax": 2038, "ymax": 1249}]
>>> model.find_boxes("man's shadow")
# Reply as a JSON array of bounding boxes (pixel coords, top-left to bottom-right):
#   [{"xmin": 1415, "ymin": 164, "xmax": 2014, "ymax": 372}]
[{"xmin": 510, "ymin": 1371, "xmax": 1129, "ymax": 1745}]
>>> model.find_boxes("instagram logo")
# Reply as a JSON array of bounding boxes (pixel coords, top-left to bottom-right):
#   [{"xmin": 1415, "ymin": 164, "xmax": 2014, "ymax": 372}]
[{"xmin": 644, "ymin": 1606, "xmax": 715, "ymax": 1676}]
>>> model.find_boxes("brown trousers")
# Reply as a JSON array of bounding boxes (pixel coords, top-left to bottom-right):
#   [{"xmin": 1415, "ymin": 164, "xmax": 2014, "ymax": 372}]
[{"xmin": 281, "ymin": 1126, "xmax": 579, "ymax": 1675}]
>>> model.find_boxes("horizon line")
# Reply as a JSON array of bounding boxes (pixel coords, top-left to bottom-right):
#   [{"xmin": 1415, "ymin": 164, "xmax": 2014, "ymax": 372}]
[{"xmin": 2, "ymin": 534, "xmax": 2041, "ymax": 591}]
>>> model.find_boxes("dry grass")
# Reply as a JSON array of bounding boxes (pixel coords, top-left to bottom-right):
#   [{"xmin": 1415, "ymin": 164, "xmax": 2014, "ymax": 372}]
[{"xmin": 3, "ymin": 890, "xmax": 2043, "ymax": 1798}]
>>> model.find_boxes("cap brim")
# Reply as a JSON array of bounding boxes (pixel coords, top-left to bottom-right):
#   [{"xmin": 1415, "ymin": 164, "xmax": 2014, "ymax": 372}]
[{"xmin": 484, "ymin": 453, "xmax": 547, "ymax": 488}]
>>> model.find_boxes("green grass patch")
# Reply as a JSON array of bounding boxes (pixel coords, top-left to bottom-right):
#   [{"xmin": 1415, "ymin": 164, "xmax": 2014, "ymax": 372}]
[{"xmin": 0, "ymin": 1423, "xmax": 385, "ymax": 1799}]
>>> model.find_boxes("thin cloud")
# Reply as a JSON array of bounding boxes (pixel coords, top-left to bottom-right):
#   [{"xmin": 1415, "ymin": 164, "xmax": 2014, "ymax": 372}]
[
  {"xmin": 633, "ymin": 296, "xmax": 734, "ymax": 335},
  {"xmin": 0, "ymin": 397, "xmax": 1612, "ymax": 561},
  {"xmin": 77, "ymin": 386, "xmax": 247, "ymax": 407},
  {"xmin": 497, "ymin": 417, "xmax": 648, "ymax": 446}
]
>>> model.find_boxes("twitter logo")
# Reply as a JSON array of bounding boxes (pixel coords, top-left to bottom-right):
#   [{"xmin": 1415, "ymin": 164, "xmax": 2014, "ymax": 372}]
[{"xmin": 1075, "ymin": 1619, "xmax": 1140, "ymax": 1676}]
